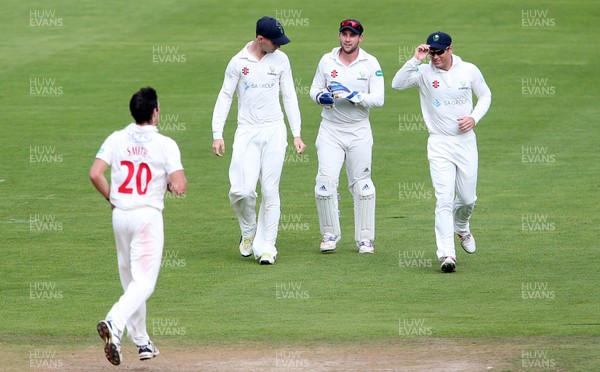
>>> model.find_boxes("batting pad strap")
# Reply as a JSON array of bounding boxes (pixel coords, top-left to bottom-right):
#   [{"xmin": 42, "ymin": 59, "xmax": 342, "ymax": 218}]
[
  {"xmin": 352, "ymin": 179, "xmax": 376, "ymax": 242},
  {"xmin": 315, "ymin": 180, "xmax": 341, "ymax": 237}
]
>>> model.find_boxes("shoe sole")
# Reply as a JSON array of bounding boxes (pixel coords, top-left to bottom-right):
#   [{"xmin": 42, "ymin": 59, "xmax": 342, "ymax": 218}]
[
  {"xmin": 441, "ymin": 262, "xmax": 456, "ymax": 273},
  {"xmin": 358, "ymin": 249, "xmax": 374, "ymax": 254},
  {"xmin": 320, "ymin": 247, "xmax": 336, "ymax": 253},
  {"xmin": 139, "ymin": 351, "xmax": 159, "ymax": 361},
  {"xmin": 259, "ymin": 255, "xmax": 276, "ymax": 265},
  {"xmin": 97, "ymin": 321, "xmax": 121, "ymax": 366}
]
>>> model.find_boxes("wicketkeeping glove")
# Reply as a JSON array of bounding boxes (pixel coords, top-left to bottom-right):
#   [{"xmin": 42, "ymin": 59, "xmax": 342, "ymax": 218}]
[
  {"xmin": 316, "ymin": 91, "xmax": 335, "ymax": 106},
  {"xmin": 345, "ymin": 91, "xmax": 364, "ymax": 105},
  {"xmin": 327, "ymin": 81, "xmax": 350, "ymax": 96}
]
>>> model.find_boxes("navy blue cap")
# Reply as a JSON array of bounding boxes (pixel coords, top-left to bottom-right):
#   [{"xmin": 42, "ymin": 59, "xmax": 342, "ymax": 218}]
[
  {"xmin": 427, "ymin": 31, "xmax": 452, "ymax": 50},
  {"xmin": 256, "ymin": 16, "xmax": 290, "ymax": 45}
]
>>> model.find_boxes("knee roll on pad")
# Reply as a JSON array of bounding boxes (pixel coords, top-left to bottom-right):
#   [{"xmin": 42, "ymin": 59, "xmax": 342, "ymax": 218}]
[
  {"xmin": 353, "ymin": 179, "xmax": 375, "ymax": 198},
  {"xmin": 315, "ymin": 180, "xmax": 336, "ymax": 197}
]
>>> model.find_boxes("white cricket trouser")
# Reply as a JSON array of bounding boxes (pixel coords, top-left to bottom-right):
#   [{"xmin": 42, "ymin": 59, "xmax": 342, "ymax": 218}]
[
  {"xmin": 316, "ymin": 118, "xmax": 374, "ymax": 240},
  {"xmin": 107, "ymin": 207, "xmax": 163, "ymax": 346},
  {"xmin": 229, "ymin": 123, "xmax": 287, "ymax": 258},
  {"xmin": 427, "ymin": 132, "xmax": 478, "ymax": 260}
]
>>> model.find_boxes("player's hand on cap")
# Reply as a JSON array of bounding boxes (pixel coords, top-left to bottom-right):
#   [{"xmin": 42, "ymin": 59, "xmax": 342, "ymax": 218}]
[
  {"xmin": 316, "ymin": 91, "xmax": 335, "ymax": 107},
  {"xmin": 415, "ymin": 44, "xmax": 430, "ymax": 61},
  {"xmin": 345, "ymin": 91, "xmax": 364, "ymax": 105}
]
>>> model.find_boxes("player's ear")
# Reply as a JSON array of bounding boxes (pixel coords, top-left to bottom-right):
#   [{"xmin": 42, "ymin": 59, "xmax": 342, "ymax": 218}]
[{"xmin": 152, "ymin": 106, "xmax": 159, "ymax": 124}]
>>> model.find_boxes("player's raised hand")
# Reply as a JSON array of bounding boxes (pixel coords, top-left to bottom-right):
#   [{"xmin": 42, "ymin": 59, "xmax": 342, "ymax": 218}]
[
  {"xmin": 212, "ymin": 139, "xmax": 225, "ymax": 157},
  {"xmin": 414, "ymin": 44, "xmax": 430, "ymax": 61}
]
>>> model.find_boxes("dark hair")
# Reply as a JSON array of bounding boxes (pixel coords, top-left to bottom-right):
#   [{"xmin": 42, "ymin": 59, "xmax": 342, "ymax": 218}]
[{"xmin": 129, "ymin": 87, "xmax": 158, "ymax": 124}]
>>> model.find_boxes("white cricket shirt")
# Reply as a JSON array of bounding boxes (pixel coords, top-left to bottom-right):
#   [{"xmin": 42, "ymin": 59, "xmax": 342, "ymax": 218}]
[
  {"xmin": 212, "ymin": 42, "xmax": 301, "ymax": 139},
  {"xmin": 309, "ymin": 47, "xmax": 384, "ymax": 125},
  {"xmin": 391, "ymin": 55, "xmax": 492, "ymax": 136},
  {"xmin": 96, "ymin": 123, "xmax": 184, "ymax": 211}
]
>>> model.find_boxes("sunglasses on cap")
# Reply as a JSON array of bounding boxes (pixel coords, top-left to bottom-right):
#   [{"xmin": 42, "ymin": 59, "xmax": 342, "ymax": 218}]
[
  {"xmin": 340, "ymin": 19, "xmax": 363, "ymax": 33},
  {"xmin": 428, "ymin": 48, "xmax": 448, "ymax": 56}
]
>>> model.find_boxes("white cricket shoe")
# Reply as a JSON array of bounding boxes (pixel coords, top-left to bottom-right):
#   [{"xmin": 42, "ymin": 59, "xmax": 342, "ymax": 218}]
[
  {"xmin": 259, "ymin": 252, "xmax": 276, "ymax": 265},
  {"xmin": 357, "ymin": 240, "xmax": 374, "ymax": 254},
  {"xmin": 138, "ymin": 340, "xmax": 160, "ymax": 361},
  {"xmin": 458, "ymin": 233, "xmax": 476, "ymax": 254},
  {"xmin": 97, "ymin": 320, "xmax": 122, "ymax": 366},
  {"xmin": 440, "ymin": 256, "xmax": 456, "ymax": 273},
  {"xmin": 239, "ymin": 236, "xmax": 254, "ymax": 257},
  {"xmin": 320, "ymin": 234, "xmax": 340, "ymax": 252}
]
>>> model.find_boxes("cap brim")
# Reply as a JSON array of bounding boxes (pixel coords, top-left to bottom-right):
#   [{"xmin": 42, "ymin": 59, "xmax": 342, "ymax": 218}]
[
  {"xmin": 270, "ymin": 35, "xmax": 291, "ymax": 46},
  {"xmin": 428, "ymin": 43, "xmax": 449, "ymax": 50}
]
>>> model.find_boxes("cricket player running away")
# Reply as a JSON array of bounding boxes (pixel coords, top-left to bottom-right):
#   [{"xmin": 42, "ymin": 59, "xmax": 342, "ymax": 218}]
[
  {"xmin": 90, "ymin": 87, "xmax": 186, "ymax": 365},
  {"xmin": 391, "ymin": 31, "xmax": 491, "ymax": 273},
  {"xmin": 309, "ymin": 18, "xmax": 384, "ymax": 254},
  {"xmin": 211, "ymin": 16, "xmax": 306, "ymax": 265}
]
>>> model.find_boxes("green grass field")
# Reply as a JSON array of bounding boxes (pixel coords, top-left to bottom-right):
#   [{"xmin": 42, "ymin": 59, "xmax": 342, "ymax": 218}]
[{"xmin": 1, "ymin": 0, "xmax": 599, "ymax": 370}]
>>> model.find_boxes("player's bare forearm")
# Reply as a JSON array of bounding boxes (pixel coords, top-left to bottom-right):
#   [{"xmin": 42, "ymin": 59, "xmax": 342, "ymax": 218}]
[
  {"xmin": 89, "ymin": 159, "xmax": 110, "ymax": 200},
  {"xmin": 168, "ymin": 170, "xmax": 187, "ymax": 196},
  {"xmin": 293, "ymin": 137, "xmax": 307, "ymax": 154}
]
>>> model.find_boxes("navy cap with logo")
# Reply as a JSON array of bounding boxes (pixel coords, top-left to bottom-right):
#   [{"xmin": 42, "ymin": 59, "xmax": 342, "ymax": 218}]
[
  {"xmin": 339, "ymin": 18, "xmax": 364, "ymax": 35},
  {"xmin": 256, "ymin": 16, "xmax": 290, "ymax": 45},
  {"xmin": 426, "ymin": 31, "xmax": 452, "ymax": 50}
]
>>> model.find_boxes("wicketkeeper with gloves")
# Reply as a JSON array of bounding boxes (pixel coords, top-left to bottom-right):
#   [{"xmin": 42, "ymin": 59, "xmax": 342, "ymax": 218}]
[{"xmin": 309, "ymin": 18, "xmax": 384, "ymax": 254}]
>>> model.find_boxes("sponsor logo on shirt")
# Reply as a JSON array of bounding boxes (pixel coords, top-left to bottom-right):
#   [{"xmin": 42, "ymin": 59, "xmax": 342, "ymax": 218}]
[
  {"xmin": 242, "ymin": 67, "xmax": 249, "ymax": 75},
  {"xmin": 331, "ymin": 70, "xmax": 338, "ymax": 78},
  {"xmin": 433, "ymin": 99, "xmax": 441, "ymax": 107},
  {"xmin": 243, "ymin": 81, "xmax": 277, "ymax": 90},
  {"xmin": 357, "ymin": 70, "xmax": 368, "ymax": 81},
  {"xmin": 432, "ymin": 80, "xmax": 440, "ymax": 88},
  {"xmin": 267, "ymin": 65, "xmax": 277, "ymax": 76},
  {"xmin": 443, "ymin": 98, "xmax": 469, "ymax": 106},
  {"xmin": 458, "ymin": 80, "xmax": 470, "ymax": 90},
  {"xmin": 375, "ymin": 70, "xmax": 383, "ymax": 77}
]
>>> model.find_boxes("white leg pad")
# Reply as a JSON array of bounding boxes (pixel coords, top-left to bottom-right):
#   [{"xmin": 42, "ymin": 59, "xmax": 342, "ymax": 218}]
[
  {"xmin": 315, "ymin": 180, "xmax": 341, "ymax": 237},
  {"xmin": 353, "ymin": 179, "xmax": 376, "ymax": 242}
]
